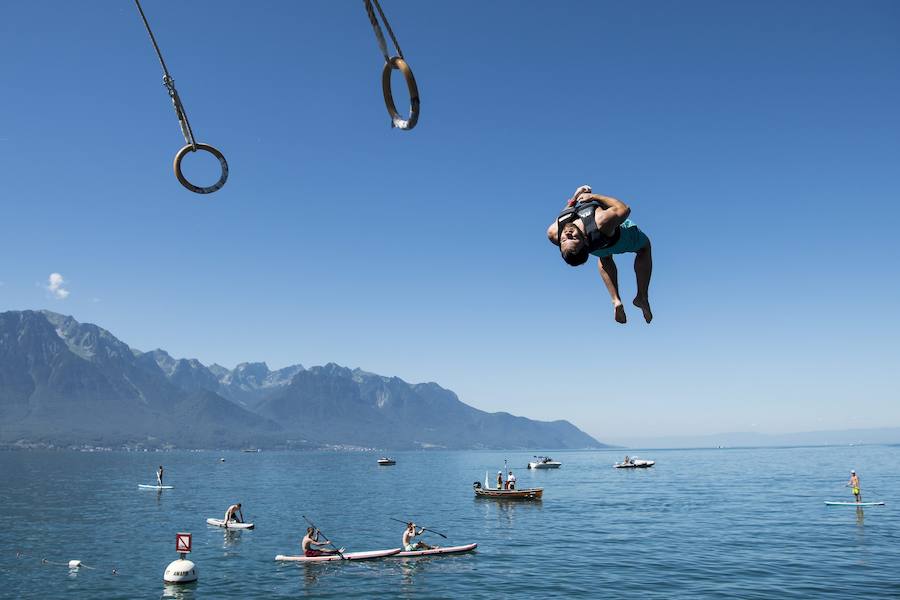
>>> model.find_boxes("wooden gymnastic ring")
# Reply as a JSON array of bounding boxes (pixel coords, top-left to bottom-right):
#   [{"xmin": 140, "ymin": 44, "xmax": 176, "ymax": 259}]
[
  {"xmin": 173, "ymin": 143, "xmax": 229, "ymax": 194},
  {"xmin": 381, "ymin": 56, "xmax": 419, "ymax": 130}
]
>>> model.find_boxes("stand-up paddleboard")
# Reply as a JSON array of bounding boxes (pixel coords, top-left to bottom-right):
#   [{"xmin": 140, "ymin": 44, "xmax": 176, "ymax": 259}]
[
  {"xmin": 275, "ymin": 548, "xmax": 400, "ymax": 562},
  {"xmin": 138, "ymin": 484, "xmax": 174, "ymax": 489},
  {"xmin": 207, "ymin": 518, "xmax": 255, "ymax": 529},
  {"xmin": 824, "ymin": 501, "xmax": 885, "ymax": 506},
  {"xmin": 395, "ymin": 543, "xmax": 477, "ymax": 557}
]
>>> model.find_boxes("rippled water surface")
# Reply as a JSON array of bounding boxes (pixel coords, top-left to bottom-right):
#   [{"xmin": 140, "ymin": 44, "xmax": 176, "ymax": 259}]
[{"xmin": 2, "ymin": 446, "xmax": 899, "ymax": 599}]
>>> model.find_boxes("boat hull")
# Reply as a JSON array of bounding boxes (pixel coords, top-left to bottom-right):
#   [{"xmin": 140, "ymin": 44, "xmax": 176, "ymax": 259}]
[
  {"xmin": 528, "ymin": 462, "xmax": 561, "ymax": 469},
  {"xmin": 474, "ymin": 487, "xmax": 543, "ymax": 500}
]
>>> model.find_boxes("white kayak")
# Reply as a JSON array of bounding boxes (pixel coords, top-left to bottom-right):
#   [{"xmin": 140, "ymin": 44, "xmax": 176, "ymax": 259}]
[
  {"xmin": 138, "ymin": 484, "xmax": 174, "ymax": 489},
  {"xmin": 207, "ymin": 518, "xmax": 255, "ymax": 529},
  {"xmin": 824, "ymin": 501, "xmax": 885, "ymax": 506},
  {"xmin": 395, "ymin": 543, "xmax": 477, "ymax": 557},
  {"xmin": 275, "ymin": 548, "xmax": 400, "ymax": 562}
]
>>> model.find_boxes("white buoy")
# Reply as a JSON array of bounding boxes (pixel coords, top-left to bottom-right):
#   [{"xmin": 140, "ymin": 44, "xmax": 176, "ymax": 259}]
[{"xmin": 163, "ymin": 557, "xmax": 197, "ymax": 584}]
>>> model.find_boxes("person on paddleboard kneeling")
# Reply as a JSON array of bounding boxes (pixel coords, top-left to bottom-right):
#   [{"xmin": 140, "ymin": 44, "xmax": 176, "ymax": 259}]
[
  {"xmin": 547, "ymin": 185, "xmax": 653, "ymax": 324},
  {"xmin": 848, "ymin": 470, "xmax": 862, "ymax": 503},
  {"xmin": 403, "ymin": 522, "xmax": 433, "ymax": 551},
  {"xmin": 302, "ymin": 527, "xmax": 343, "ymax": 557},
  {"xmin": 223, "ymin": 503, "xmax": 244, "ymax": 527}
]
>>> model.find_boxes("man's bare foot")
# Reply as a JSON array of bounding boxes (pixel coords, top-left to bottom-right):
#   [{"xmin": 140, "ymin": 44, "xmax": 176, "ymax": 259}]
[
  {"xmin": 632, "ymin": 297, "xmax": 653, "ymax": 323},
  {"xmin": 614, "ymin": 303, "xmax": 627, "ymax": 324}
]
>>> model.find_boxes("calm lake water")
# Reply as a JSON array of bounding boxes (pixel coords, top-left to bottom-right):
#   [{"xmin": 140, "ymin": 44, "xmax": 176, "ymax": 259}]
[{"xmin": 1, "ymin": 446, "xmax": 899, "ymax": 599}]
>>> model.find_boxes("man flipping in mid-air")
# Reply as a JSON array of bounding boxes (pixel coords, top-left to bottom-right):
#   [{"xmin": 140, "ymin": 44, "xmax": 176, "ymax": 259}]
[{"xmin": 547, "ymin": 186, "xmax": 653, "ymax": 324}]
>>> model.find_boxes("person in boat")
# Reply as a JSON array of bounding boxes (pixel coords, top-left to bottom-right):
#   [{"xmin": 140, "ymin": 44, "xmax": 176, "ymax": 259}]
[
  {"xmin": 156, "ymin": 465, "xmax": 164, "ymax": 486},
  {"xmin": 223, "ymin": 503, "xmax": 244, "ymax": 526},
  {"xmin": 547, "ymin": 186, "xmax": 653, "ymax": 324},
  {"xmin": 506, "ymin": 470, "xmax": 517, "ymax": 490},
  {"xmin": 402, "ymin": 522, "xmax": 433, "ymax": 551},
  {"xmin": 496, "ymin": 471, "xmax": 504, "ymax": 490},
  {"xmin": 302, "ymin": 526, "xmax": 343, "ymax": 556},
  {"xmin": 623, "ymin": 455, "xmax": 630, "ymax": 465},
  {"xmin": 847, "ymin": 470, "xmax": 861, "ymax": 502}
]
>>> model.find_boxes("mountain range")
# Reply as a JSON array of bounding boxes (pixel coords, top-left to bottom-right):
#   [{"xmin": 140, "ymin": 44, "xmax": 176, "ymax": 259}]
[{"xmin": 0, "ymin": 310, "xmax": 602, "ymax": 450}]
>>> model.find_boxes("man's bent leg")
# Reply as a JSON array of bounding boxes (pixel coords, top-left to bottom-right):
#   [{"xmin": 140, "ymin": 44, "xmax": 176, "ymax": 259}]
[
  {"xmin": 632, "ymin": 243, "xmax": 653, "ymax": 323},
  {"xmin": 598, "ymin": 257, "xmax": 626, "ymax": 324}
]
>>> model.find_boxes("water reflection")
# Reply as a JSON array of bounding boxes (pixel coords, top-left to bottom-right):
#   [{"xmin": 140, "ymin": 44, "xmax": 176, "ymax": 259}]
[
  {"xmin": 223, "ymin": 529, "xmax": 242, "ymax": 550},
  {"xmin": 160, "ymin": 582, "xmax": 197, "ymax": 599}
]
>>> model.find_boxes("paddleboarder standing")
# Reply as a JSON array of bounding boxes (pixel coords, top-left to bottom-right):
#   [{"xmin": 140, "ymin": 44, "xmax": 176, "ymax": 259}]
[
  {"xmin": 848, "ymin": 471, "xmax": 862, "ymax": 503},
  {"xmin": 402, "ymin": 522, "xmax": 433, "ymax": 551},
  {"xmin": 302, "ymin": 527, "xmax": 343, "ymax": 557},
  {"xmin": 156, "ymin": 465, "xmax": 164, "ymax": 486}
]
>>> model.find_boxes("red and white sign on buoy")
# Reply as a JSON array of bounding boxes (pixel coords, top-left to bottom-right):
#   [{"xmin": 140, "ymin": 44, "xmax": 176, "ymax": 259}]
[
  {"xmin": 165, "ymin": 533, "xmax": 197, "ymax": 584},
  {"xmin": 176, "ymin": 533, "xmax": 192, "ymax": 554}
]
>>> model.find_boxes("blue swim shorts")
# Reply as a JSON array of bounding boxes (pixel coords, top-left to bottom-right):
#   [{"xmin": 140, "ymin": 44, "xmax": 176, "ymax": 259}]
[{"xmin": 589, "ymin": 220, "xmax": 650, "ymax": 258}]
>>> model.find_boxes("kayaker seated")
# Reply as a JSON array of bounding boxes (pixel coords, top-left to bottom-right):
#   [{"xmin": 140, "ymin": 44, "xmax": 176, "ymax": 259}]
[
  {"xmin": 302, "ymin": 527, "xmax": 343, "ymax": 557},
  {"xmin": 506, "ymin": 470, "xmax": 516, "ymax": 490},
  {"xmin": 403, "ymin": 522, "xmax": 433, "ymax": 551}
]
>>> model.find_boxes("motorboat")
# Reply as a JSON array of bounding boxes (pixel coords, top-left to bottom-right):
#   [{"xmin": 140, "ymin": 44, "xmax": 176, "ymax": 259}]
[
  {"xmin": 528, "ymin": 456, "xmax": 562, "ymax": 469},
  {"xmin": 473, "ymin": 481, "xmax": 542, "ymax": 500},
  {"xmin": 613, "ymin": 456, "xmax": 655, "ymax": 469},
  {"xmin": 377, "ymin": 457, "xmax": 397, "ymax": 466}
]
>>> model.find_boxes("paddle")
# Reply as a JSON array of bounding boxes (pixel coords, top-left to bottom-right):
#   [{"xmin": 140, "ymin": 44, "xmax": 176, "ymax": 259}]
[
  {"xmin": 389, "ymin": 518, "xmax": 448, "ymax": 539},
  {"xmin": 302, "ymin": 515, "xmax": 345, "ymax": 559}
]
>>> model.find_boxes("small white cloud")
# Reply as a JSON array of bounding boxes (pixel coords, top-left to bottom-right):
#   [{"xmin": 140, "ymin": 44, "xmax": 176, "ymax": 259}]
[{"xmin": 47, "ymin": 273, "xmax": 70, "ymax": 299}]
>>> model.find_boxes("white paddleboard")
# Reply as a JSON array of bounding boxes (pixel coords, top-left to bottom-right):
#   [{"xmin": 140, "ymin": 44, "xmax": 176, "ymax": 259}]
[
  {"xmin": 275, "ymin": 548, "xmax": 400, "ymax": 562},
  {"xmin": 395, "ymin": 543, "xmax": 477, "ymax": 557},
  {"xmin": 138, "ymin": 484, "xmax": 174, "ymax": 489},
  {"xmin": 824, "ymin": 501, "xmax": 885, "ymax": 506},
  {"xmin": 207, "ymin": 518, "xmax": 255, "ymax": 529}
]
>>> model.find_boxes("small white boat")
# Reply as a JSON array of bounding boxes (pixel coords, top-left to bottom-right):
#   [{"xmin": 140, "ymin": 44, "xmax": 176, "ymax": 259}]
[
  {"xmin": 614, "ymin": 456, "xmax": 655, "ymax": 469},
  {"xmin": 207, "ymin": 518, "xmax": 254, "ymax": 529},
  {"xmin": 528, "ymin": 456, "xmax": 562, "ymax": 469},
  {"xmin": 377, "ymin": 458, "xmax": 396, "ymax": 466}
]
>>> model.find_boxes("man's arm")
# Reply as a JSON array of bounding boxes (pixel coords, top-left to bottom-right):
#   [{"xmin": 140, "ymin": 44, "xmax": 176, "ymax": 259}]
[
  {"xmin": 547, "ymin": 221, "xmax": 561, "ymax": 246},
  {"xmin": 582, "ymin": 193, "xmax": 631, "ymax": 235}
]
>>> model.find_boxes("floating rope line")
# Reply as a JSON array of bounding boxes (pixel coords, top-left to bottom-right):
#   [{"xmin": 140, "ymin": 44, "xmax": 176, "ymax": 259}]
[
  {"xmin": 363, "ymin": 0, "xmax": 419, "ymax": 130},
  {"xmin": 134, "ymin": 0, "xmax": 228, "ymax": 194}
]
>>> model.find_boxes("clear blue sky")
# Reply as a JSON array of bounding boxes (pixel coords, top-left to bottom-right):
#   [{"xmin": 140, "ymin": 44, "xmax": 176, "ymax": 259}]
[{"xmin": 2, "ymin": 1, "xmax": 898, "ymax": 442}]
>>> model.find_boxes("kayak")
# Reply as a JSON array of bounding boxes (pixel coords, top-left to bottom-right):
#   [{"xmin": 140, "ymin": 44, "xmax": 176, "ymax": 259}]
[
  {"xmin": 824, "ymin": 501, "xmax": 885, "ymax": 506},
  {"xmin": 394, "ymin": 543, "xmax": 477, "ymax": 557},
  {"xmin": 138, "ymin": 484, "xmax": 174, "ymax": 489},
  {"xmin": 275, "ymin": 548, "xmax": 400, "ymax": 562},
  {"xmin": 207, "ymin": 518, "xmax": 255, "ymax": 529}
]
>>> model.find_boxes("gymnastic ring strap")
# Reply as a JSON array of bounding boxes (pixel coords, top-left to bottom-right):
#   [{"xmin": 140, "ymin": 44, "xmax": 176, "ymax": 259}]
[
  {"xmin": 381, "ymin": 56, "xmax": 419, "ymax": 130},
  {"xmin": 173, "ymin": 143, "xmax": 229, "ymax": 195}
]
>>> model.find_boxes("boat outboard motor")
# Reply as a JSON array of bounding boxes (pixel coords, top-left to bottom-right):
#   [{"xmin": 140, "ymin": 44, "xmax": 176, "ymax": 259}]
[{"xmin": 556, "ymin": 200, "xmax": 621, "ymax": 255}]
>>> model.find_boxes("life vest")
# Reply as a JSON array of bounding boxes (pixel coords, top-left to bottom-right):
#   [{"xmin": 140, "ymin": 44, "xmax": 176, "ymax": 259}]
[{"xmin": 556, "ymin": 200, "xmax": 620, "ymax": 252}]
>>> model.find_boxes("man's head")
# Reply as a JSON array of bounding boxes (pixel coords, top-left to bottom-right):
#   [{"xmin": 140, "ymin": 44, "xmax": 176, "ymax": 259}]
[
  {"xmin": 407, "ymin": 522, "xmax": 414, "ymax": 530},
  {"xmin": 851, "ymin": 470, "xmax": 856, "ymax": 475},
  {"xmin": 307, "ymin": 526, "xmax": 315, "ymax": 535},
  {"xmin": 559, "ymin": 223, "xmax": 590, "ymax": 266},
  {"xmin": 508, "ymin": 471, "xmax": 513, "ymax": 475}
]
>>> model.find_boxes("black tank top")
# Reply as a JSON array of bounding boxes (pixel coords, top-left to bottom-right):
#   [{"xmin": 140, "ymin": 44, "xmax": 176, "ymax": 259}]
[{"xmin": 556, "ymin": 201, "xmax": 621, "ymax": 252}]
